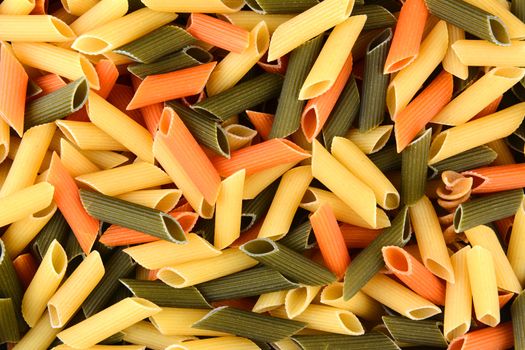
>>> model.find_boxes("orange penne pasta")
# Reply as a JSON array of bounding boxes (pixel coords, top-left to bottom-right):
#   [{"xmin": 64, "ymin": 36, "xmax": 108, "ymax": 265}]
[
  {"xmin": 383, "ymin": 0, "xmax": 428, "ymax": 73},
  {"xmin": 498, "ymin": 292, "xmax": 514, "ymax": 309},
  {"xmin": 211, "ymin": 138, "xmax": 310, "ymax": 177},
  {"xmin": 32, "ymin": 73, "xmax": 66, "ymax": 97},
  {"xmin": 93, "ymin": 59, "xmax": 118, "ymax": 99},
  {"xmin": 100, "ymin": 211, "xmax": 198, "ymax": 246},
  {"xmin": 339, "ymin": 224, "xmax": 381, "ymax": 248},
  {"xmin": 131, "ymin": 74, "xmax": 163, "ymax": 135},
  {"xmin": 301, "ymin": 53, "xmax": 353, "ymax": 142},
  {"xmin": 153, "ymin": 107, "xmax": 221, "ymax": 215},
  {"xmin": 257, "ymin": 53, "xmax": 288, "ymax": 75},
  {"xmin": 473, "ymin": 95, "xmax": 503, "ymax": 120},
  {"xmin": 127, "ymin": 62, "xmax": 217, "ymax": 110},
  {"xmin": 46, "ymin": 153, "xmax": 99, "ymax": 254},
  {"xmin": 12, "ymin": 253, "xmax": 38, "ymax": 290},
  {"xmin": 462, "ymin": 164, "xmax": 525, "ymax": 193},
  {"xmin": 245, "ymin": 110, "xmax": 274, "ymax": 140},
  {"xmin": 447, "ymin": 322, "xmax": 514, "ymax": 350},
  {"xmin": 310, "ymin": 203, "xmax": 351, "ymax": 278},
  {"xmin": 107, "ymin": 84, "xmax": 144, "ymax": 124},
  {"xmin": 382, "ymin": 246, "xmax": 446, "ymax": 305},
  {"xmin": 394, "ymin": 70, "xmax": 453, "ymax": 152},
  {"xmin": 187, "ymin": 13, "xmax": 250, "ymax": 53},
  {"xmin": 494, "ymin": 216, "xmax": 514, "ymax": 244},
  {"xmin": 0, "ymin": 42, "xmax": 28, "ymax": 136}
]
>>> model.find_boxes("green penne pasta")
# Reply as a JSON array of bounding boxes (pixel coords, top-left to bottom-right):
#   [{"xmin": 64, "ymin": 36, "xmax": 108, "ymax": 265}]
[
  {"xmin": 114, "ymin": 25, "xmax": 196, "ymax": 64},
  {"xmin": 343, "ymin": 207, "xmax": 410, "ymax": 300},
  {"xmin": 24, "ymin": 77, "xmax": 89, "ymax": 130},
  {"xmin": 192, "ymin": 306, "xmax": 307, "ymax": 342},
  {"xmin": 193, "ymin": 73, "xmax": 284, "ymax": 122},
  {"xmin": 241, "ymin": 181, "xmax": 279, "ymax": 232},
  {"xmin": 322, "ymin": 76, "xmax": 360, "ymax": 150},
  {"xmin": 401, "ymin": 129, "xmax": 431, "ymax": 205},
  {"xmin": 193, "ymin": 217, "xmax": 215, "ymax": 244},
  {"xmin": 454, "ymin": 189, "xmax": 524, "ymax": 232},
  {"xmin": 270, "ymin": 35, "xmax": 323, "ymax": 138},
  {"xmin": 292, "ymin": 332, "xmax": 400, "ymax": 350},
  {"xmin": 0, "ymin": 240, "xmax": 25, "ymax": 335},
  {"xmin": 166, "ymin": 101, "xmax": 230, "ymax": 158},
  {"xmin": 369, "ymin": 144, "xmax": 402, "ymax": 172},
  {"xmin": 0, "ymin": 298, "xmax": 19, "ymax": 344},
  {"xmin": 277, "ymin": 221, "xmax": 315, "ymax": 252},
  {"xmin": 512, "ymin": 291, "xmax": 525, "ymax": 350},
  {"xmin": 82, "ymin": 249, "xmax": 136, "ymax": 317},
  {"xmin": 120, "ymin": 279, "xmax": 212, "ymax": 308},
  {"xmin": 425, "ymin": 0, "xmax": 510, "ymax": 45},
  {"xmin": 512, "ymin": 0, "xmax": 525, "ymax": 23},
  {"xmin": 79, "ymin": 189, "xmax": 187, "ymax": 244},
  {"xmin": 382, "ymin": 316, "xmax": 447, "ymax": 348},
  {"xmin": 26, "ymin": 79, "xmax": 43, "ymax": 99},
  {"xmin": 428, "ymin": 146, "xmax": 498, "ymax": 179},
  {"xmin": 353, "ymin": 5, "xmax": 397, "ymax": 30},
  {"xmin": 454, "ymin": 67, "xmax": 481, "ymax": 96},
  {"xmin": 197, "ymin": 266, "xmax": 300, "ymax": 301},
  {"xmin": 245, "ymin": 0, "xmax": 318, "ymax": 14},
  {"xmin": 359, "ymin": 28, "xmax": 392, "ymax": 132},
  {"xmin": 128, "ymin": 46, "xmax": 213, "ymax": 79},
  {"xmin": 32, "ymin": 211, "xmax": 70, "ymax": 260},
  {"xmin": 240, "ymin": 238, "xmax": 336, "ymax": 286}
]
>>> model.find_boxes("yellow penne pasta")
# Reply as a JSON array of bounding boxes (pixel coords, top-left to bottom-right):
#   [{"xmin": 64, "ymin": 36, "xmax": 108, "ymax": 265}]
[
  {"xmin": 320, "ymin": 282, "xmax": 383, "ymax": 321},
  {"xmin": 157, "ymin": 248, "xmax": 258, "ymax": 288},
  {"xmin": 11, "ymin": 42, "xmax": 99, "ymax": 89},
  {"xmin": 0, "ymin": 182, "xmax": 54, "ymax": 227},
  {"xmin": 311, "ymin": 140, "xmax": 377, "ymax": 228},
  {"xmin": 22, "ymin": 240, "xmax": 67, "ymax": 327},
  {"xmin": 168, "ymin": 337, "xmax": 259, "ymax": 350},
  {"xmin": 0, "ymin": 123, "xmax": 55, "ymax": 197},
  {"xmin": 56, "ymin": 120, "xmax": 127, "ymax": 151},
  {"xmin": 301, "ymin": 187, "xmax": 390, "ymax": 228},
  {"xmin": 0, "ymin": 159, "xmax": 10, "ymax": 188},
  {"xmin": 81, "ymin": 150, "xmax": 129, "ymax": 169},
  {"xmin": 452, "ymin": 39, "xmax": 525, "ymax": 66},
  {"xmin": 141, "ymin": 0, "xmax": 244, "ymax": 13},
  {"xmin": 116, "ymin": 189, "xmax": 182, "ymax": 212},
  {"xmin": 61, "ymin": 0, "xmax": 98, "ymax": 15},
  {"xmin": 432, "ymin": 67, "xmax": 525, "ymax": 126},
  {"xmin": 0, "ymin": 120, "xmax": 8, "ymax": 163},
  {"xmin": 467, "ymin": 245, "xmax": 500, "ymax": 327},
  {"xmin": 463, "ymin": 0, "xmax": 525, "ymax": 38},
  {"xmin": 488, "ymin": 140, "xmax": 516, "ymax": 166},
  {"xmin": 507, "ymin": 196, "xmax": 525, "ymax": 287},
  {"xmin": 70, "ymin": 0, "xmax": 128, "ymax": 35},
  {"xmin": 224, "ymin": 124, "xmax": 257, "ymax": 151},
  {"xmin": 409, "ymin": 196, "xmax": 455, "ymax": 283},
  {"xmin": 102, "ymin": 50, "xmax": 135, "ymax": 65},
  {"xmin": 150, "ymin": 308, "xmax": 230, "ymax": 336},
  {"xmin": 252, "ymin": 290, "xmax": 287, "ymax": 313},
  {"xmin": 88, "ymin": 92, "xmax": 154, "ymax": 162},
  {"xmin": 72, "ymin": 8, "xmax": 176, "ymax": 55},
  {"xmin": 123, "ymin": 233, "xmax": 221, "ymax": 270},
  {"xmin": 0, "ymin": 15, "xmax": 75, "ymax": 42},
  {"xmin": 54, "ymin": 345, "xmax": 146, "ymax": 350},
  {"xmin": 0, "ymin": 0, "xmax": 34, "ymax": 15},
  {"xmin": 122, "ymin": 321, "xmax": 196, "ymax": 350},
  {"xmin": 1, "ymin": 203, "xmax": 56, "ymax": 257},
  {"xmin": 345, "ymin": 126, "xmax": 393, "ymax": 154},
  {"xmin": 271, "ymin": 304, "xmax": 364, "ymax": 335},
  {"xmin": 428, "ymin": 103, "xmax": 525, "ymax": 164},
  {"xmin": 272, "ymin": 339, "xmax": 302, "ymax": 350},
  {"xmin": 215, "ymin": 169, "xmax": 245, "ymax": 249},
  {"xmin": 48, "ymin": 251, "xmax": 105, "ymax": 328},
  {"xmin": 268, "ymin": 0, "xmax": 353, "ymax": 61},
  {"xmin": 11, "ymin": 313, "xmax": 62, "ymax": 350},
  {"xmin": 59, "ymin": 138, "xmax": 100, "ymax": 177},
  {"xmin": 299, "ymin": 15, "xmax": 366, "ymax": 99},
  {"xmin": 220, "ymin": 12, "xmax": 294, "ymax": 33},
  {"xmin": 76, "ymin": 162, "xmax": 172, "ymax": 196},
  {"xmin": 444, "ymin": 246, "xmax": 472, "ymax": 341},
  {"xmin": 442, "ymin": 24, "xmax": 468, "ymax": 80},
  {"xmin": 332, "ymin": 137, "xmax": 399, "ymax": 210},
  {"xmin": 465, "ymin": 225, "xmax": 521, "ymax": 293},
  {"xmin": 57, "ymin": 298, "xmax": 161, "ymax": 349},
  {"xmin": 259, "ymin": 166, "xmax": 312, "ymax": 239},
  {"xmin": 243, "ymin": 161, "xmax": 297, "ymax": 199},
  {"xmin": 207, "ymin": 21, "xmax": 269, "ymax": 96},
  {"xmin": 386, "ymin": 20, "xmax": 448, "ymax": 118},
  {"xmin": 362, "ymin": 274, "xmax": 441, "ymax": 320},
  {"xmin": 284, "ymin": 285, "xmax": 322, "ymax": 319}
]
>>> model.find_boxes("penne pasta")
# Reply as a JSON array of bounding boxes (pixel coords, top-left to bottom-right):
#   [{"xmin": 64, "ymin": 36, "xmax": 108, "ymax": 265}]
[
  {"xmin": 448, "ymin": 322, "xmax": 514, "ymax": 350},
  {"xmin": 11, "ymin": 313, "xmax": 61, "ymax": 350},
  {"xmin": 81, "ymin": 150, "xmax": 128, "ymax": 169},
  {"xmin": 243, "ymin": 161, "xmax": 296, "ymax": 200},
  {"xmin": 442, "ymin": 24, "xmax": 468, "ymax": 80},
  {"xmin": 59, "ymin": 138, "xmax": 100, "ymax": 177},
  {"xmin": 215, "ymin": 170, "xmax": 245, "ymax": 249},
  {"xmin": 0, "ymin": 182, "xmax": 54, "ymax": 228},
  {"xmin": 61, "ymin": 0, "xmax": 97, "ymax": 16},
  {"xmin": 150, "ymin": 308, "xmax": 230, "ymax": 336},
  {"xmin": 224, "ymin": 124, "xmax": 257, "ymax": 151},
  {"xmin": 69, "ymin": 0, "xmax": 129, "ymax": 36},
  {"xmin": 116, "ymin": 189, "xmax": 182, "ymax": 212},
  {"xmin": 169, "ymin": 336, "xmax": 258, "ymax": 350},
  {"xmin": 463, "ymin": 0, "xmax": 525, "ymax": 39},
  {"xmin": 0, "ymin": 15, "xmax": 75, "ymax": 42},
  {"xmin": 462, "ymin": 164, "xmax": 525, "ymax": 194},
  {"xmin": 187, "ymin": 13, "xmax": 250, "ymax": 53},
  {"xmin": 0, "ymin": 119, "xmax": 8, "ymax": 163},
  {"xmin": 508, "ymin": 196, "xmax": 525, "ymax": 287},
  {"xmin": 452, "ymin": 39, "xmax": 525, "ymax": 66},
  {"xmin": 345, "ymin": 125, "xmax": 393, "ymax": 154},
  {"xmin": 141, "ymin": 0, "xmax": 245, "ymax": 13},
  {"xmin": 320, "ymin": 282, "xmax": 383, "ymax": 321},
  {"xmin": 220, "ymin": 12, "xmax": 294, "ymax": 33},
  {"xmin": 122, "ymin": 321, "xmax": 196, "ymax": 350},
  {"xmin": 284, "ymin": 285, "xmax": 321, "ymax": 319},
  {"xmin": 0, "ymin": 0, "xmax": 35, "ymax": 14},
  {"xmin": 253, "ymin": 291, "xmax": 287, "ymax": 313},
  {"xmin": 56, "ymin": 120, "xmax": 127, "ymax": 151}
]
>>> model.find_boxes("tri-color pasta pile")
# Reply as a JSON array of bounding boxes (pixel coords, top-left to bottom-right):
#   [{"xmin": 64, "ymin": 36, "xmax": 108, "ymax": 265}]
[{"xmin": 1, "ymin": 0, "xmax": 525, "ymax": 349}]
